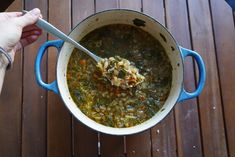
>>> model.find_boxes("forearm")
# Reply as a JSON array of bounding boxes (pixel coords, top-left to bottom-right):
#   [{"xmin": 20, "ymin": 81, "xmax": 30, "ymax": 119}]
[
  {"xmin": 0, "ymin": 54, "xmax": 8, "ymax": 94},
  {"xmin": 0, "ymin": 9, "xmax": 42, "ymax": 94}
]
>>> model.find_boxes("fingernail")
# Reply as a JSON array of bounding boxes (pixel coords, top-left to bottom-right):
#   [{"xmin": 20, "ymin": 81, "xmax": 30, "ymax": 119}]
[{"xmin": 30, "ymin": 8, "xmax": 40, "ymax": 16}]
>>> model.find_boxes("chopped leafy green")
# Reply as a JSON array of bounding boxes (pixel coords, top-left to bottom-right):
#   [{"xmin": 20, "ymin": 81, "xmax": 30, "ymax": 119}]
[{"xmin": 67, "ymin": 24, "xmax": 172, "ymax": 128}]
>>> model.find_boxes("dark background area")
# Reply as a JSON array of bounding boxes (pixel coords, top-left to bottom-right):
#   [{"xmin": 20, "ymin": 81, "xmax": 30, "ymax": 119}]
[{"xmin": 0, "ymin": 0, "xmax": 15, "ymax": 12}]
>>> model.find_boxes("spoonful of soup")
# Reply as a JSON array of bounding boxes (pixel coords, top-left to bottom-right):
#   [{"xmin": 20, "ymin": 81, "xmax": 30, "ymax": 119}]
[
  {"xmin": 23, "ymin": 10, "xmax": 145, "ymax": 88},
  {"xmin": 97, "ymin": 56, "xmax": 145, "ymax": 89}
]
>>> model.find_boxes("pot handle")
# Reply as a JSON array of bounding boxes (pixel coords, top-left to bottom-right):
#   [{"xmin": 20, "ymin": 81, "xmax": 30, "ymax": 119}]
[
  {"xmin": 35, "ymin": 40, "xmax": 64, "ymax": 94},
  {"xmin": 178, "ymin": 46, "xmax": 206, "ymax": 102}
]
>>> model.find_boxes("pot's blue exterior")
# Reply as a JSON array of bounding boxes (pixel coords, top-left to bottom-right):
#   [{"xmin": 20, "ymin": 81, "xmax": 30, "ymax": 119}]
[
  {"xmin": 35, "ymin": 39, "xmax": 63, "ymax": 94},
  {"xmin": 225, "ymin": 0, "xmax": 235, "ymax": 11},
  {"xmin": 35, "ymin": 40, "xmax": 206, "ymax": 102},
  {"xmin": 178, "ymin": 46, "xmax": 206, "ymax": 102},
  {"xmin": 34, "ymin": 9, "xmax": 207, "ymax": 135}
]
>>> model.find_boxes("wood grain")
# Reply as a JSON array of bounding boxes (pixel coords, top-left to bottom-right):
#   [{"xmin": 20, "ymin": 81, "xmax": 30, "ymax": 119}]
[
  {"xmin": 165, "ymin": 0, "xmax": 203, "ymax": 156},
  {"xmin": 210, "ymin": 0, "xmax": 235, "ymax": 156},
  {"xmin": 0, "ymin": 1, "xmax": 23, "ymax": 157},
  {"xmin": 0, "ymin": 0, "xmax": 235, "ymax": 157},
  {"xmin": 95, "ymin": 1, "xmax": 125, "ymax": 156},
  {"xmin": 47, "ymin": 0, "xmax": 72, "ymax": 157},
  {"xmin": 187, "ymin": 0, "xmax": 228, "ymax": 156},
  {"xmin": 73, "ymin": 123, "xmax": 98, "ymax": 157},
  {"xmin": 119, "ymin": 0, "xmax": 141, "ymax": 10},
  {"xmin": 72, "ymin": 0, "xmax": 95, "ymax": 26},
  {"xmin": 126, "ymin": 130, "xmax": 151, "ymax": 157},
  {"xmin": 151, "ymin": 115, "xmax": 177, "ymax": 157},
  {"xmin": 22, "ymin": 0, "xmax": 48, "ymax": 157},
  {"xmin": 100, "ymin": 134, "xmax": 125, "ymax": 157},
  {"xmin": 142, "ymin": 1, "xmax": 177, "ymax": 157},
  {"xmin": 143, "ymin": 0, "xmax": 165, "ymax": 23},
  {"xmin": 72, "ymin": 0, "xmax": 98, "ymax": 156},
  {"xmin": 96, "ymin": 0, "xmax": 118, "ymax": 12},
  {"xmin": 119, "ymin": 1, "xmax": 151, "ymax": 157}
]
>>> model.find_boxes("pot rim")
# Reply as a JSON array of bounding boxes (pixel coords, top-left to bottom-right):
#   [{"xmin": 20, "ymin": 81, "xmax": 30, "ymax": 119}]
[{"xmin": 56, "ymin": 9, "xmax": 184, "ymax": 135}]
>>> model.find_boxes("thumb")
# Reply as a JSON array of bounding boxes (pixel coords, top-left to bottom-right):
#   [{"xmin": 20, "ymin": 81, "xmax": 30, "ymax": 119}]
[{"xmin": 16, "ymin": 8, "xmax": 41, "ymax": 27}]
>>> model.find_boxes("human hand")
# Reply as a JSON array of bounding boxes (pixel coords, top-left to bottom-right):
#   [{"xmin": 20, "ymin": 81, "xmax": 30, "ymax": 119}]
[{"xmin": 0, "ymin": 8, "xmax": 42, "ymax": 63}]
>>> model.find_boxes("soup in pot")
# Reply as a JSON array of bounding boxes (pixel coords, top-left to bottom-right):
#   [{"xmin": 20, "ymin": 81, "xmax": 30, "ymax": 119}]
[{"xmin": 67, "ymin": 24, "xmax": 172, "ymax": 128}]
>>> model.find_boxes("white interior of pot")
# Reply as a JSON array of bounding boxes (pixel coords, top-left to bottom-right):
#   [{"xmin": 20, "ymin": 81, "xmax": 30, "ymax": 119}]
[{"xmin": 57, "ymin": 10, "xmax": 184, "ymax": 135}]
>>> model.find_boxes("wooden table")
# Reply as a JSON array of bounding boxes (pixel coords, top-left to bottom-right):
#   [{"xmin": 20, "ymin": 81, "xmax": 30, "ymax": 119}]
[
  {"xmin": 0, "ymin": 0, "xmax": 235, "ymax": 157},
  {"xmin": 0, "ymin": 0, "xmax": 14, "ymax": 12}
]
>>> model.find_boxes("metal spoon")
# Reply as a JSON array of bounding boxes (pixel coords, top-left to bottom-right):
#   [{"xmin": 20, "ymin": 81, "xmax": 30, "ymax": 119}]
[{"xmin": 22, "ymin": 10, "xmax": 102, "ymax": 63}]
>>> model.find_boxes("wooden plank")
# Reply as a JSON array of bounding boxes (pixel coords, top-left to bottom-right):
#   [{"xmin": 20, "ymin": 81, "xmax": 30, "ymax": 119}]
[
  {"xmin": 187, "ymin": 0, "xmax": 228, "ymax": 156},
  {"xmin": 95, "ymin": 1, "xmax": 125, "ymax": 157},
  {"xmin": 165, "ymin": 0, "xmax": 203, "ymax": 157},
  {"xmin": 234, "ymin": 12, "xmax": 235, "ymax": 27},
  {"xmin": 210, "ymin": 0, "xmax": 235, "ymax": 156},
  {"xmin": 100, "ymin": 134, "xmax": 125, "ymax": 157},
  {"xmin": 72, "ymin": 0, "xmax": 98, "ymax": 156},
  {"xmin": 143, "ymin": 0, "xmax": 165, "ymax": 23},
  {"xmin": 119, "ymin": 0, "xmax": 141, "ymax": 10},
  {"xmin": 72, "ymin": 0, "xmax": 95, "ymax": 26},
  {"xmin": 96, "ymin": 0, "xmax": 118, "ymax": 12},
  {"xmin": 126, "ymin": 130, "xmax": 151, "ymax": 157},
  {"xmin": 0, "ymin": 1, "xmax": 23, "ymax": 157},
  {"xmin": 151, "ymin": 115, "xmax": 177, "ymax": 157},
  {"xmin": 22, "ymin": 0, "xmax": 48, "ymax": 157},
  {"xmin": 0, "ymin": 0, "xmax": 14, "ymax": 11},
  {"xmin": 47, "ymin": 0, "xmax": 72, "ymax": 157},
  {"xmin": 119, "ymin": 1, "xmax": 151, "ymax": 157},
  {"xmin": 142, "ymin": 1, "xmax": 177, "ymax": 157},
  {"xmin": 73, "ymin": 123, "xmax": 98, "ymax": 157}
]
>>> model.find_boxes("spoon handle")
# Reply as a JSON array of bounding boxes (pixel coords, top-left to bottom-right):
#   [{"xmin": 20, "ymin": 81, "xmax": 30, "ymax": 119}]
[{"xmin": 22, "ymin": 10, "xmax": 101, "ymax": 62}]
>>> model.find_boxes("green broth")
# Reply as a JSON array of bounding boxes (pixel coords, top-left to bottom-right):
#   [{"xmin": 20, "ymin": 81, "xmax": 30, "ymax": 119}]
[{"xmin": 67, "ymin": 24, "xmax": 172, "ymax": 128}]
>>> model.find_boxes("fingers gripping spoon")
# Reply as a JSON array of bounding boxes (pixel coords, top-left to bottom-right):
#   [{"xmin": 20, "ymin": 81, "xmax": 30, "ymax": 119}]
[{"xmin": 22, "ymin": 10, "xmax": 102, "ymax": 63}]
